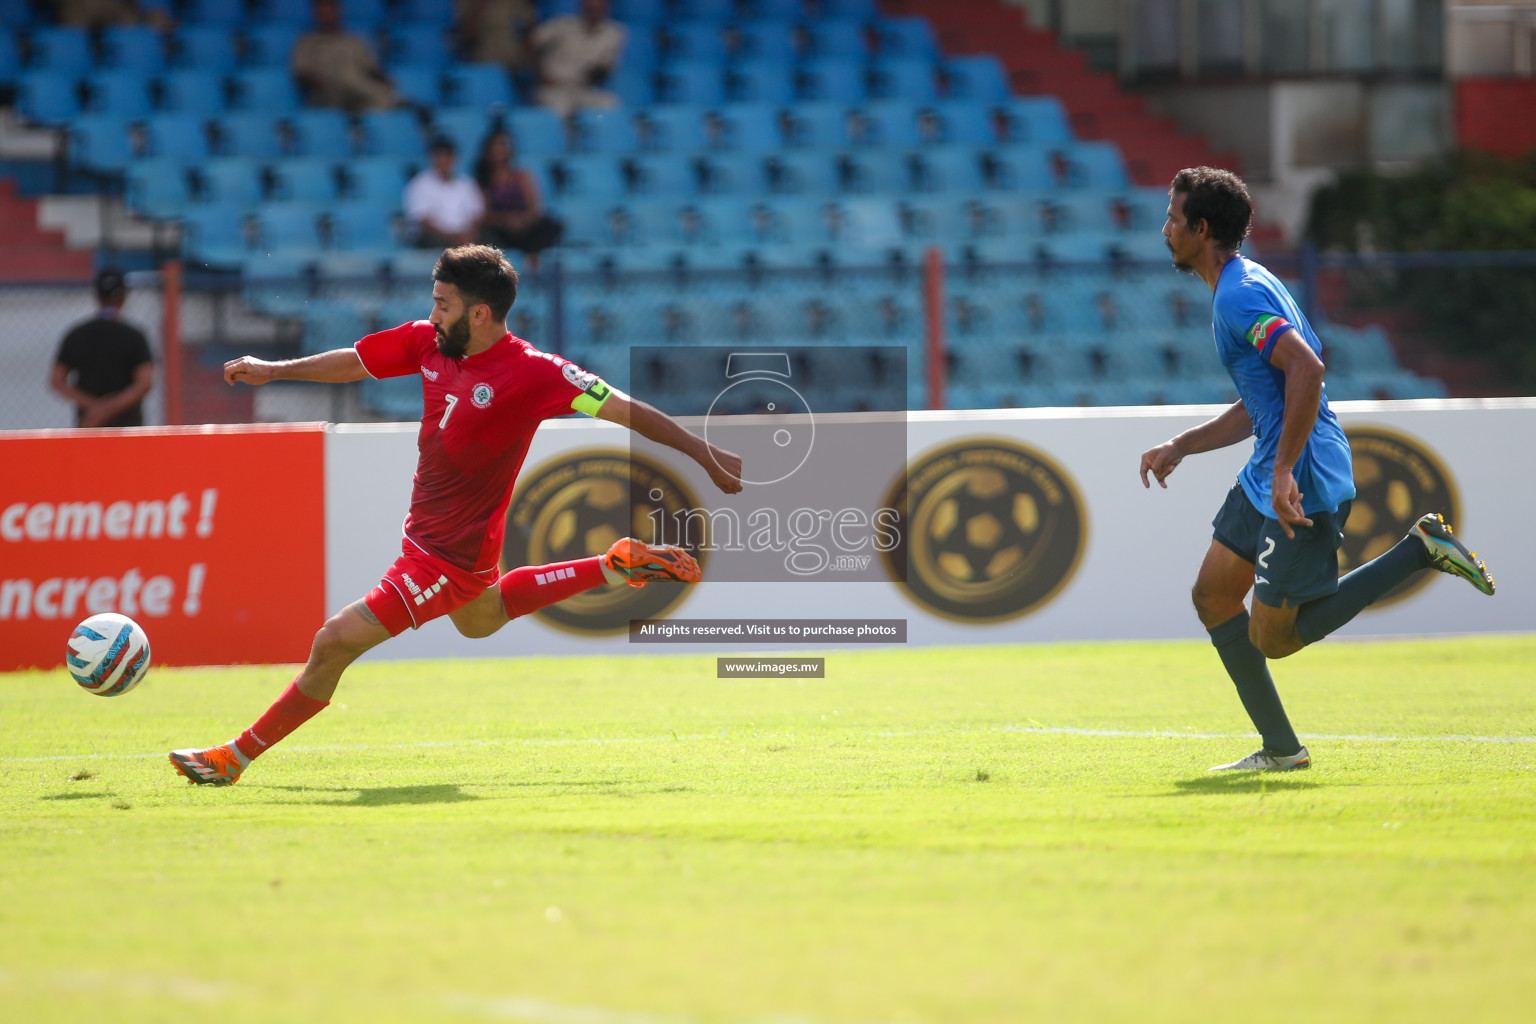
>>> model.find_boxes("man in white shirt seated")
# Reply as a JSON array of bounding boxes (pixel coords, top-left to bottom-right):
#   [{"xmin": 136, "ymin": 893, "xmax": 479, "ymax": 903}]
[
  {"xmin": 404, "ymin": 137, "xmax": 485, "ymax": 249},
  {"xmin": 532, "ymin": 0, "xmax": 626, "ymax": 118}
]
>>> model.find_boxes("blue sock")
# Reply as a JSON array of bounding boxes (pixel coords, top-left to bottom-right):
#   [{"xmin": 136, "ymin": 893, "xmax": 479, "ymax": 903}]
[
  {"xmin": 1208, "ymin": 611, "xmax": 1300, "ymax": 756},
  {"xmin": 1295, "ymin": 536, "xmax": 1429, "ymax": 645}
]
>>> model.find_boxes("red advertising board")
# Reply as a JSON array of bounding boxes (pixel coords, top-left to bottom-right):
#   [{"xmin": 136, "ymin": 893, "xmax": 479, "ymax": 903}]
[{"xmin": 0, "ymin": 424, "xmax": 325, "ymax": 669}]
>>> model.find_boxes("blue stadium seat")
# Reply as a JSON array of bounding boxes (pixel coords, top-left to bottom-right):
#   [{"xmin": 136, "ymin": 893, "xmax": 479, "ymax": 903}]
[
  {"xmin": 185, "ymin": 0, "xmax": 246, "ymax": 25},
  {"xmin": 391, "ymin": 67, "xmax": 443, "ymax": 108},
  {"xmin": 326, "ymin": 201, "xmax": 398, "ymax": 251},
  {"xmin": 171, "ymin": 27, "xmax": 238, "ymax": 70},
  {"xmin": 0, "ymin": 33, "xmax": 18, "ymax": 85},
  {"xmin": 243, "ymin": 24, "xmax": 304, "ymax": 67},
  {"xmin": 231, "ymin": 69, "xmax": 301, "ymax": 111},
  {"xmin": 344, "ymin": 155, "xmax": 412, "ymax": 206},
  {"xmin": 662, "ymin": 22, "xmax": 725, "ymax": 63},
  {"xmin": 0, "ymin": 0, "xmax": 35, "ymax": 24},
  {"xmin": 256, "ymin": 0, "xmax": 313, "ymax": 25},
  {"xmin": 180, "ymin": 205, "xmax": 252, "ymax": 266},
  {"xmin": 699, "ymin": 152, "xmax": 768, "ymax": 195},
  {"xmin": 17, "ymin": 72, "xmax": 81, "ymax": 125},
  {"xmin": 340, "ymin": 0, "xmax": 389, "ymax": 31},
  {"xmin": 627, "ymin": 154, "xmax": 699, "ymax": 196},
  {"xmin": 552, "ymin": 155, "xmax": 627, "ymax": 200},
  {"xmin": 732, "ymin": 21, "xmax": 796, "ymax": 62},
  {"xmin": 637, "ymin": 106, "xmax": 708, "ymax": 152},
  {"xmin": 929, "ymin": 101, "xmax": 996, "ymax": 146},
  {"xmin": 656, "ymin": 61, "xmax": 725, "ymax": 106},
  {"xmin": 101, "ymin": 26, "xmax": 166, "ymax": 73},
  {"xmin": 270, "ymin": 158, "xmax": 342, "ymax": 202},
  {"xmin": 612, "ymin": 0, "xmax": 665, "ymax": 23},
  {"xmin": 443, "ymin": 64, "xmax": 514, "ymax": 109},
  {"xmin": 287, "ymin": 109, "xmax": 354, "ymax": 158},
  {"xmin": 839, "ymin": 197, "xmax": 902, "ymax": 246},
  {"xmin": 856, "ymin": 101, "xmax": 919, "ymax": 147},
  {"xmin": 726, "ymin": 60, "xmax": 793, "ymax": 104},
  {"xmin": 71, "ymin": 116, "xmax": 136, "ymax": 173},
  {"xmin": 672, "ymin": 0, "xmax": 733, "ymax": 20},
  {"xmin": 144, "ymin": 114, "xmax": 212, "ymax": 161},
  {"xmin": 912, "ymin": 147, "xmax": 984, "ymax": 192},
  {"xmin": 803, "ymin": 19, "xmax": 869, "ymax": 60},
  {"xmin": 796, "ymin": 60, "xmax": 865, "ymax": 103},
  {"xmin": 253, "ymin": 201, "xmax": 326, "ymax": 253},
  {"xmin": 820, "ymin": 0, "xmax": 876, "ymax": 17},
  {"xmin": 872, "ymin": 17, "xmax": 937, "ymax": 59},
  {"xmin": 782, "ymin": 103, "xmax": 849, "ymax": 149},
  {"xmin": 158, "ymin": 70, "xmax": 228, "ymax": 115},
  {"xmin": 740, "ymin": 0, "xmax": 804, "ymax": 17},
  {"xmin": 607, "ymin": 63, "xmax": 655, "ymax": 106},
  {"xmin": 573, "ymin": 109, "xmax": 640, "ymax": 153},
  {"xmin": 767, "ymin": 152, "xmax": 839, "ymax": 194},
  {"xmin": 395, "ymin": 0, "xmax": 456, "ymax": 24},
  {"xmin": 1055, "ymin": 143, "xmax": 1128, "ymax": 189},
  {"xmin": 985, "ymin": 147, "xmax": 1055, "ymax": 190},
  {"xmin": 840, "ymin": 150, "xmax": 911, "ymax": 193},
  {"xmin": 85, "ymin": 72, "xmax": 154, "ymax": 117},
  {"xmin": 506, "ymin": 106, "xmax": 567, "ymax": 156},
  {"xmin": 385, "ymin": 25, "xmax": 452, "ymax": 70},
  {"xmin": 997, "ymin": 97, "xmax": 1072, "ymax": 145},
  {"xmin": 299, "ymin": 301, "xmax": 369, "ymax": 357},
  {"xmin": 214, "ymin": 111, "xmax": 283, "ymax": 158},
  {"xmin": 27, "ymin": 27, "xmax": 92, "ymax": 76},
  {"xmin": 127, "ymin": 160, "xmax": 194, "ymax": 218},
  {"xmin": 943, "ymin": 56, "xmax": 1011, "ymax": 102},
  {"xmin": 433, "ymin": 109, "xmax": 491, "ymax": 158},
  {"xmin": 712, "ymin": 104, "xmax": 780, "ymax": 152},
  {"xmin": 195, "ymin": 157, "xmax": 266, "ymax": 205},
  {"xmin": 357, "ymin": 108, "xmax": 425, "ymax": 157},
  {"xmin": 868, "ymin": 58, "xmax": 937, "ymax": 102}
]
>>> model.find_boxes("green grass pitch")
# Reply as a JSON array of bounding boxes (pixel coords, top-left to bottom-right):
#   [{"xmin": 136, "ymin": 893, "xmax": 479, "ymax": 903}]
[{"xmin": 3, "ymin": 637, "xmax": 1536, "ymax": 1024}]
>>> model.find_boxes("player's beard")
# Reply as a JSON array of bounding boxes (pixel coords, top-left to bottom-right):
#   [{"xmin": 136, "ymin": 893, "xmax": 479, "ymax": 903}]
[
  {"xmin": 1169, "ymin": 241, "xmax": 1194, "ymax": 274},
  {"xmin": 435, "ymin": 313, "xmax": 471, "ymax": 359}
]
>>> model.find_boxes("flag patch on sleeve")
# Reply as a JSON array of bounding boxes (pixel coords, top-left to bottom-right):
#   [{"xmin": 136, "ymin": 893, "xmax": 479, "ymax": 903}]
[{"xmin": 1247, "ymin": 314, "xmax": 1291, "ymax": 352}]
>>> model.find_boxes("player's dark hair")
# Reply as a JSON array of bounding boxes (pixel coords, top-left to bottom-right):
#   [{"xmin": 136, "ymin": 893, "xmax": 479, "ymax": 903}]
[
  {"xmin": 433, "ymin": 244, "xmax": 518, "ymax": 322},
  {"xmin": 1170, "ymin": 166, "xmax": 1252, "ymax": 250}
]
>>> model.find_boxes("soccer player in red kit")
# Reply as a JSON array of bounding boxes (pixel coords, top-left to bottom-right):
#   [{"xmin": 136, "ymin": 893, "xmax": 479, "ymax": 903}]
[{"xmin": 169, "ymin": 245, "xmax": 742, "ymax": 786}]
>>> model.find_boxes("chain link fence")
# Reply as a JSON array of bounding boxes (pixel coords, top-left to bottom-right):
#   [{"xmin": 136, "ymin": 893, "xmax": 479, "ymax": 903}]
[{"xmin": 3, "ymin": 249, "xmax": 1500, "ymax": 432}]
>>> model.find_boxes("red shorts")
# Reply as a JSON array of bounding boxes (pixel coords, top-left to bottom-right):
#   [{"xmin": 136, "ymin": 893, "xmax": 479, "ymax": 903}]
[{"xmin": 364, "ymin": 537, "xmax": 499, "ymax": 637}]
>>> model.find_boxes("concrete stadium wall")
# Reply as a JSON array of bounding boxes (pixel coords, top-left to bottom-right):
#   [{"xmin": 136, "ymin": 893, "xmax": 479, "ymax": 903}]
[{"xmin": 326, "ymin": 399, "xmax": 1535, "ymax": 662}]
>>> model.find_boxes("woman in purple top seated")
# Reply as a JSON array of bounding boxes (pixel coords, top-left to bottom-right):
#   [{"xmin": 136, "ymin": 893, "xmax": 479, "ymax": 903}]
[{"xmin": 474, "ymin": 130, "xmax": 565, "ymax": 268}]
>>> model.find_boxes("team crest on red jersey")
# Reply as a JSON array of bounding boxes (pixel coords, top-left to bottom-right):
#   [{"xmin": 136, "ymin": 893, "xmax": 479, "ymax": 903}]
[
  {"xmin": 562, "ymin": 362, "xmax": 599, "ymax": 391},
  {"xmin": 471, "ymin": 383, "xmax": 494, "ymax": 408}
]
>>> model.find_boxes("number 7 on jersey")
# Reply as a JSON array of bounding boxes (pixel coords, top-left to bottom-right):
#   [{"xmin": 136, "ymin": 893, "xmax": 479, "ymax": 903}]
[{"xmin": 440, "ymin": 393, "xmax": 458, "ymax": 428}]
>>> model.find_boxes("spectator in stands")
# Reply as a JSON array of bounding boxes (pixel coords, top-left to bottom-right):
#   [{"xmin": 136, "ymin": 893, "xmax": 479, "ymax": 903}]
[
  {"xmin": 531, "ymin": 0, "xmax": 626, "ymax": 118},
  {"xmin": 291, "ymin": 0, "xmax": 400, "ymax": 113},
  {"xmin": 50, "ymin": 268, "xmax": 155, "ymax": 429},
  {"xmin": 456, "ymin": 0, "xmax": 539, "ymax": 73},
  {"xmin": 473, "ymin": 129, "xmax": 564, "ymax": 267},
  {"xmin": 405, "ymin": 136, "xmax": 485, "ymax": 249}
]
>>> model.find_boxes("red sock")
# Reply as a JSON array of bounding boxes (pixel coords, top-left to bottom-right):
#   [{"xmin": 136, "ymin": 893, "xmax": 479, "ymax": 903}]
[
  {"xmin": 500, "ymin": 556, "xmax": 607, "ymax": 619},
  {"xmin": 233, "ymin": 681, "xmax": 329, "ymax": 762}
]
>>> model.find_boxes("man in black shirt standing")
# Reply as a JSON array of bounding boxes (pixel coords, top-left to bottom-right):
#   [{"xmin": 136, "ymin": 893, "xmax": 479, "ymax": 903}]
[{"xmin": 50, "ymin": 268, "xmax": 155, "ymax": 428}]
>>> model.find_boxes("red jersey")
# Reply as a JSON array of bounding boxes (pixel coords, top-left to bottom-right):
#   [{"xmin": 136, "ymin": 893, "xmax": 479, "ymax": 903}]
[{"xmin": 354, "ymin": 321, "xmax": 609, "ymax": 572}]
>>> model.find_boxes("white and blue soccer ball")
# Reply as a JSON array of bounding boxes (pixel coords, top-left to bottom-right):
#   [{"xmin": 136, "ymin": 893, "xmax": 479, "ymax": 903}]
[{"xmin": 67, "ymin": 613, "xmax": 152, "ymax": 697}]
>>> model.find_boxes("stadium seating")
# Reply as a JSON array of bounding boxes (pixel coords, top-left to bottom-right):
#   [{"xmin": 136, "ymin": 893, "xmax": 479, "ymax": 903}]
[{"xmin": 14, "ymin": 0, "xmax": 1437, "ymax": 415}]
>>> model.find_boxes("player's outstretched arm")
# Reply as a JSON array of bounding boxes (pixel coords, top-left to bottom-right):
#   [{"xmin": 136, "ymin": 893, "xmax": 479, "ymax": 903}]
[
  {"xmin": 596, "ymin": 390, "xmax": 743, "ymax": 495},
  {"xmin": 224, "ymin": 348, "xmax": 369, "ymax": 387},
  {"xmin": 1139, "ymin": 400, "xmax": 1253, "ymax": 488}
]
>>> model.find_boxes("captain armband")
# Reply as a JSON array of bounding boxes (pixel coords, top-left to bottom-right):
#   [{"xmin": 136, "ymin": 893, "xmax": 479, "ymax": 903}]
[{"xmin": 570, "ymin": 378, "xmax": 612, "ymax": 417}]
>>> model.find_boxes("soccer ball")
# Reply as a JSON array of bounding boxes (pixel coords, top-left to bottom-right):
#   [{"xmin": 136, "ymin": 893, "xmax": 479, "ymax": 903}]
[{"xmin": 67, "ymin": 613, "xmax": 152, "ymax": 697}]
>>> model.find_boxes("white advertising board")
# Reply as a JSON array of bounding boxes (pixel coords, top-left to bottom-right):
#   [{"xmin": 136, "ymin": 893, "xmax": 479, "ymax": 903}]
[{"xmin": 326, "ymin": 399, "xmax": 1534, "ymax": 661}]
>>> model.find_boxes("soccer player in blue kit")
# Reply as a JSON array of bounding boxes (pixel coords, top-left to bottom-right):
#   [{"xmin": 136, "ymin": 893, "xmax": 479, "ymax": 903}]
[{"xmin": 1139, "ymin": 167, "xmax": 1496, "ymax": 771}]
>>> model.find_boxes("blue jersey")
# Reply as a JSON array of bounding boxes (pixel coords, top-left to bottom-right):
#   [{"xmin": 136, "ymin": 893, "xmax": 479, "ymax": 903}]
[{"xmin": 1211, "ymin": 256, "xmax": 1355, "ymax": 518}]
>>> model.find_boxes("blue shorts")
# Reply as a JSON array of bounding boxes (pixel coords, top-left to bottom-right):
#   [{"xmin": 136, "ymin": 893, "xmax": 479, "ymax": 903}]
[{"xmin": 1211, "ymin": 483, "xmax": 1352, "ymax": 608}]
